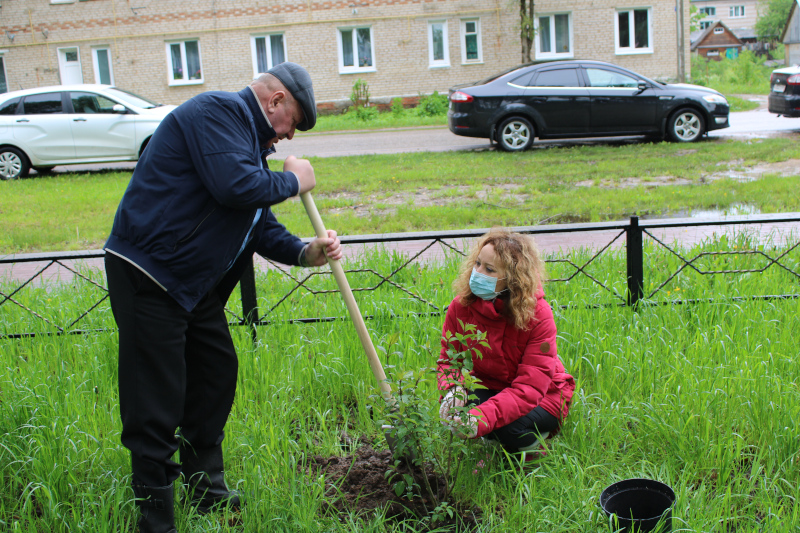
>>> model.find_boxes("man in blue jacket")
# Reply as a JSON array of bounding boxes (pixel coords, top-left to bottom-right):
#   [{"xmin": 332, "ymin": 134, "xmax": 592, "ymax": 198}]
[{"xmin": 104, "ymin": 62, "xmax": 341, "ymax": 533}]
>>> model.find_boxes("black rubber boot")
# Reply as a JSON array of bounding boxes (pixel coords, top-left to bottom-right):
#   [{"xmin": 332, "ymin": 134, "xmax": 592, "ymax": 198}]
[
  {"xmin": 180, "ymin": 444, "xmax": 241, "ymax": 514},
  {"xmin": 132, "ymin": 483, "xmax": 177, "ymax": 533}
]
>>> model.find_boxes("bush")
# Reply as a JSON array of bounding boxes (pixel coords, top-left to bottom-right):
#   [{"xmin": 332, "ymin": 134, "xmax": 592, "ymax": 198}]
[
  {"xmin": 416, "ymin": 91, "xmax": 449, "ymax": 117},
  {"xmin": 391, "ymin": 97, "xmax": 405, "ymax": 117},
  {"xmin": 353, "ymin": 105, "xmax": 378, "ymax": 121},
  {"xmin": 350, "ymin": 78, "xmax": 370, "ymax": 108}
]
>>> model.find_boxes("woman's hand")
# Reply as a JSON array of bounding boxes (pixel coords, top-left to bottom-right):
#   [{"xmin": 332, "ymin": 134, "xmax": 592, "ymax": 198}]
[
  {"xmin": 449, "ymin": 414, "xmax": 478, "ymax": 439},
  {"xmin": 439, "ymin": 386, "xmax": 467, "ymax": 421}
]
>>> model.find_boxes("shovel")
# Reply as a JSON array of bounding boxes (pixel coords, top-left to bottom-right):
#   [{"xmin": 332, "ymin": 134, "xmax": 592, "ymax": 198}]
[{"xmin": 300, "ymin": 192, "xmax": 402, "ymax": 452}]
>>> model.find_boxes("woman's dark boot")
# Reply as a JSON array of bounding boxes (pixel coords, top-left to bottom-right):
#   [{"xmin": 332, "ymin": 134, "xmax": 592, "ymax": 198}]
[
  {"xmin": 132, "ymin": 483, "xmax": 177, "ymax": 533},
  {"xmin": 180, "ymin": 444, "xmax": 241, "ymax": 514}
]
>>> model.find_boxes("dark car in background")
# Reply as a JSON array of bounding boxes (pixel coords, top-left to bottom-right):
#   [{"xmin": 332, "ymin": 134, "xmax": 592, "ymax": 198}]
[
  {"xmin": 448, "ymin": 60, "xmax": 730, "ymax": 152},
  {"xmin": 768, "ymin": 65, "xmax": 800, "ymax": 117}
]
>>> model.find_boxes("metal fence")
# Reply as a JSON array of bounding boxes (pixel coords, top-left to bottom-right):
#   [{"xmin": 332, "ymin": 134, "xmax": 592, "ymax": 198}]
[{"xmin": 2, "ymin": 213, "xmax": 799, "ymax": 340}]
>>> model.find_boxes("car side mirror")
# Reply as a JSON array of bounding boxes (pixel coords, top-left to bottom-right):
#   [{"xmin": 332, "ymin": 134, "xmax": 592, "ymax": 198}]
[
  {"xmin": 637, "ymin": 81, "xmax": 648, "ymax": 93},
  {"xmin": 112, "ymin": 104, "xmax": 127, "ymax": 114}
]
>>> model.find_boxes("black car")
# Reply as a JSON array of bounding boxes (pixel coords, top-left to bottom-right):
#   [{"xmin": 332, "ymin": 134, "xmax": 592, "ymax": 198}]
[
  {"xmin": 768, "ymin": 65, "xmax": 800, "ymax": 117},
  {"xmin": 448, "ymin": 60, "xmax": 730, "ymax": 151}
]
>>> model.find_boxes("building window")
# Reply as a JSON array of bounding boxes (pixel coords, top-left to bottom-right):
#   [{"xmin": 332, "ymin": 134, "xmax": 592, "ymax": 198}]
[
  {"xmin": 460, "ymin": 19, "xmax": 482, "ymax": 63},
  {"xmin": 730, "ymin": 6, "xmax": 745, "ymax": 17},
  {"xmin": 0, "ymin": 56, "xmax": 7, "ymax": 94},
  {"xmin": 338, "ymin": 27, "xmax": 375, "ymax": 74},
  {"xmin": 707, "ymin": 49, "xmax": 719, "ymax": 56},
  {"xmin": 713, "ymin": 27, "xmax": 724, "ymax": 34},
  {"xmin": 92, "ymin": 47, "xmax": 114, "ymax": 85},
  {"xmin": 50, "ymin": 0, "xmax": 76, "ymax": 4},
  {"xmin": 166, "ymin": 40, "xmax": 203, "ymax": 86},
  {"xmin": 251, "ymin": 34, "xmax": 286, "ymax": 76},
  {"xmin": 700, "ymin": 21, "xmax": 712, "ymax": 29},
  {"xmin": 699, "ymin": 7, "xmax": 716, "ymax": 16},
  {"xmin": 428, "ymin": 21, "xmax": 450, "ymax": 68},
  {"xmin": 535, "ymin": 13, "xmax": 573, "ymax": 58},
  {"xmin": 615, "ymin": 8, "xmax": 652, "ymax": 54}
]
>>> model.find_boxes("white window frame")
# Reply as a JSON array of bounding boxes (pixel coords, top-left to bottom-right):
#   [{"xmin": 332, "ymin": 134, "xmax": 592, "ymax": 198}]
[
  {"xmin": 336, "ymin": 26, "xmax": 376, "ymax": 74},
  {"xmin": 707, "ymin": 49, "xmax": 720, "ymax": 56},
  {"xmin": 427, "ymin": 20, "xmax": 450, "ymax": 68},
  {"xmin": 91, "ymin": 47, "xmax": 114, "ymax": 85},
  {"xmin": 729, "ymin": 6, "xmax": 745, "ymax": 18},
  {"xmin": 165, "ymin": 39, "xmax": 204, "ymax": 86},
  {"xmin": 50, "ymin": 0, "xmax": 76, "ymax": 4},
  {"xmin": 700, "ymin": 20, "xmax": 712, "ymax": 29},
  {"xmin": 713, "ymin": 27, "xmax": 724, "ymax": 34},
  {"xmin": 534, "ymin": 12, "xmax": 574, "ymax": 59},
  {"xmin": 250, "ymin": 34, "xmax": 287, "ymax": 77},
  {"xmin": 699, "ymin": 6, "xmax": 716, "ymax": 16},
  {"xmin": 460, "ymin": 18, "xmax": 483, "ymax": 64},
  {"xmin": 614, "ymin": 7, "xmax": 653, "ymax": 55}
]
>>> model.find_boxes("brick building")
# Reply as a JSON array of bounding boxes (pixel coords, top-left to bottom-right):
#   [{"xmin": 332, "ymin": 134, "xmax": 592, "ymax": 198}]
[{"xmin": 0, "ymin": 0, "xmax": 691, "ymax": 109}]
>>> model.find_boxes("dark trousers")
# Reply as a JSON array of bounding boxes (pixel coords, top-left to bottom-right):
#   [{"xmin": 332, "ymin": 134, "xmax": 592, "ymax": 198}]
[
  {"xmin": 105, "ymin": 253, "xmax": 238, "ymax": 487},
  {"xmin": 471, "ymin": 389, "xmax": 560, "ymax": 452}
]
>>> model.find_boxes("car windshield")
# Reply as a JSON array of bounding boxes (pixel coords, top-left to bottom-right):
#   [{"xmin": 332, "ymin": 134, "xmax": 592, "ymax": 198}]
[{"xmin": 105, "ymin": 88, "xmax": 163, "ymax": 109}]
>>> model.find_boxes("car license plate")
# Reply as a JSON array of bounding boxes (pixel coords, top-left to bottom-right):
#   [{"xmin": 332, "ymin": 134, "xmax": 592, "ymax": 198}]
[{"xmin": 773, "ymin": 84, "xmax": 786, "ymax": 93}]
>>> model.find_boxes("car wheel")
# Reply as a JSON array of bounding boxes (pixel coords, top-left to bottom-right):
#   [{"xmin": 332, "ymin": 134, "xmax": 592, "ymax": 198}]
[
  {"xmin": 667, "ymin": 108, "xmax": 705, "ymax": 143},
  {"xmin": 0, "ymin": 147, "xmax": 30, "ymax": 180},
  {"xmin": 497, "ymin": 117, "xmax": 534, "ymax": 152}
]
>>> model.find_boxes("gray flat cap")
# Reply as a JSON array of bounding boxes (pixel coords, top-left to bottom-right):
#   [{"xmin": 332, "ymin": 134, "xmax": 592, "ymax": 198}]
[{"xmin": 267, "ymin": 62, "xmax": 316, "ymax": 131}]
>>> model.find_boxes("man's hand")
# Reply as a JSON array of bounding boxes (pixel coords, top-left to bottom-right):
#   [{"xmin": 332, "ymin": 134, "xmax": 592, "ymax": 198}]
[
  {"xmin": 439, "ymin": 386, "xmax": 467, "ymax": 421},
  {"xmin": 284, "ymin": 155, "xmax": 316, "ymax": 194},
  {"xmin": 305, "ymin": 230, "xmax": 343, "ymax": 266}
]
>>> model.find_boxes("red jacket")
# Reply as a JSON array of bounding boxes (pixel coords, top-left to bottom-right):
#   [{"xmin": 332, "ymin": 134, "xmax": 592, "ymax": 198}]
[{"xmin": 437, "ymin": 293, "xmax": 575, "ymax": 438}]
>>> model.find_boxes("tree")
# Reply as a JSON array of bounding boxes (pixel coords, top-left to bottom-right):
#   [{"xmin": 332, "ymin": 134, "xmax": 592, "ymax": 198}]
[
  {"xmin": 689, "ymin": 5, "xmax": 706, "ymax": 33},
  {"xmin": 755, "ymin": 0, "xmax": 794, "ymax": 41},
  {"xmin": 519, "ymin": 0, "xmax": 535, "ymax": 63}
]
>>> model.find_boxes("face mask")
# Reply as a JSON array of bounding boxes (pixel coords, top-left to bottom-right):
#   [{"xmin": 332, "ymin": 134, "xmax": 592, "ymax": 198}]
[{"xmin": 469, "ymin": 268, "xmax": 506, "ymax": 301}]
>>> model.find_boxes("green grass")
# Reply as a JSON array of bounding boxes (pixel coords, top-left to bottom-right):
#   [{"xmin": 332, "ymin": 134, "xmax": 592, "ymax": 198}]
[
  {"xmin": 2, "ymin": 238, "xmax": 799, "ymax": 531},
  {"xmin": 313, "ymin": 108, "xmax": 447, "ymax": 133},
  {"xmin": 3, "ymin": 138, "xmax": 800, "ymax": 254},
  {"xmin": 725, "ymin": 95, "xmax": 760, "ymax": 112}
]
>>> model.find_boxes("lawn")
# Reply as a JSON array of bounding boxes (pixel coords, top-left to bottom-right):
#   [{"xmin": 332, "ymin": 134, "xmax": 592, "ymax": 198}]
[
  {"xmin": 1, "ymin": 238, "xmax": 799, "ymax": 532},
  {"xmin": 3, "ymin": 137, "xmax": 800, "ymax": 254}
]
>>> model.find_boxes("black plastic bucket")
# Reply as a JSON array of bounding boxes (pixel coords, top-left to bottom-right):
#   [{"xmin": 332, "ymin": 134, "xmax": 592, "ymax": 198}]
[{"xmin": 599, "ymin": 478, "xmax": 675, "ymax": 532}]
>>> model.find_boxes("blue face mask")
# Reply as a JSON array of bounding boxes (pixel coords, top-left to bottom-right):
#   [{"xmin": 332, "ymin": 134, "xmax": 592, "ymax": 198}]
[{"xmin": 469, "ymin": 268, "xmax": 506, "ymax": 301}]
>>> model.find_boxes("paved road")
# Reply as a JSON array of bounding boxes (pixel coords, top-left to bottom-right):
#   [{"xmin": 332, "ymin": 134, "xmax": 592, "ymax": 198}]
[{"xmin": 44, "ymin": 100, "xmax": 800, "ymax": 174}]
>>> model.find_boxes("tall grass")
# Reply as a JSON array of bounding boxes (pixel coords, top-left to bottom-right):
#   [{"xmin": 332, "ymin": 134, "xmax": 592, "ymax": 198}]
[
  {"xmin": 690, "ymin": 50, "xmax": 774, "ymax": 95},
  {"xmin": 2, "ymin": 237, "xmax": 799, "ymax": 531}
]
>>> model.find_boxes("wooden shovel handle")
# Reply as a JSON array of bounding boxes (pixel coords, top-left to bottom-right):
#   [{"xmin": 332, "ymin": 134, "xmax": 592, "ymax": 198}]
[{"xmin": 300, "ymin": 192, "xmax": 393, "ymax": 401}]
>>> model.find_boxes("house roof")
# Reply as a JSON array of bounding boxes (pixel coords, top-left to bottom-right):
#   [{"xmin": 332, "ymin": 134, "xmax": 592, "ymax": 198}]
[
  {"xmin": 690, "ymin": 20, "xmax": 745, "ymax": 51},
  {"xmin": 780, "ymin": 0, "xmax": 800, "ymax": 42}
]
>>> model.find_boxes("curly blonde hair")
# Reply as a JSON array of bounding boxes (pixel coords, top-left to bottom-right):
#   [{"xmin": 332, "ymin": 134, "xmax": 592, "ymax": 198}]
[{"xmin": 453, "ymin": 229, "xmax": 546, "ymax": 330}]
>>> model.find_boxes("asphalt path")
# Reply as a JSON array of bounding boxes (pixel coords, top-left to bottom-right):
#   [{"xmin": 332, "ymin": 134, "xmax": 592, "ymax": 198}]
[{"xmin": 45, "ymin": 99, "xmax": 800, "ymax": 173}]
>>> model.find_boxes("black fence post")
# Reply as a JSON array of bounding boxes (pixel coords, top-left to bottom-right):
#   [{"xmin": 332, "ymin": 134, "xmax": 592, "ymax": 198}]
[
  {"xmin": 239, "ymin": 258, "xmax": 259, "ymax": 341},
  {"xmin": 626, "ymin": 216, "xmax": 644, "ymax": 307}
]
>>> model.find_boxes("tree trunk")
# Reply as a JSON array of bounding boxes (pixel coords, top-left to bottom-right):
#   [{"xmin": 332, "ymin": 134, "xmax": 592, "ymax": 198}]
[{"xmin": 520, "ymin": 0, "xmax": 534, "ymax": 63}]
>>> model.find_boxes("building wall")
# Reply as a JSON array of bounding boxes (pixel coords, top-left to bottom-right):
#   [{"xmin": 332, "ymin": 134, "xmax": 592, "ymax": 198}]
[
  {"xmin": 691, "ymin": 0, "xmax": 761, "ymax": 30},
  {"xmin": 0, "ymin": 0, "xmax": 690, "ymax": 107}
]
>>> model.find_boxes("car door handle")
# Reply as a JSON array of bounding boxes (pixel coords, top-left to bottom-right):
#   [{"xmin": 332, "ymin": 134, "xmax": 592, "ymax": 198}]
[
  {"xmin": 16, "ymin": 119, "xmax": 29, "ymax": 123},
  {"xmin": 73, "ymin": 118, "xmax": 87, "ymax": 122}
]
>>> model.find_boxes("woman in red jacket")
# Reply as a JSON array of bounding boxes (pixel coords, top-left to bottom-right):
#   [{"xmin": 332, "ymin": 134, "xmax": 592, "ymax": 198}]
[{"xmin": 437, "ymin": 229, "xmax": 575, "ymax": 458}]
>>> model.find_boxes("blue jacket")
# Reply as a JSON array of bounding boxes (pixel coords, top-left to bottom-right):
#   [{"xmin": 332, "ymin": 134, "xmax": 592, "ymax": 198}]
[{"xmin": 105, "ymin": 87, "xmax": 306, "ymax": 312}]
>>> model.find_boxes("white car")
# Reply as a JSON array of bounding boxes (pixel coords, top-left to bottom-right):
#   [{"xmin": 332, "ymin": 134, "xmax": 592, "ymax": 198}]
[{"xmin": 0, "ymin": 84, "xmax": 176, "ymax": 180}]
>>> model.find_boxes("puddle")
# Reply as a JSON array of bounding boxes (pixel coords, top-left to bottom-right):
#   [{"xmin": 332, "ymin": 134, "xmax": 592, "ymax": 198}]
[{"xmin": 640, "ymin": 203, "xmax": 761, "ymax": 220}]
